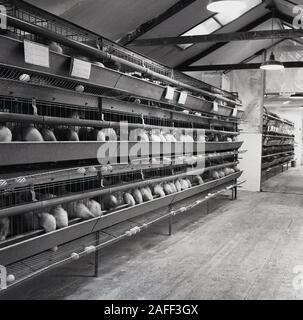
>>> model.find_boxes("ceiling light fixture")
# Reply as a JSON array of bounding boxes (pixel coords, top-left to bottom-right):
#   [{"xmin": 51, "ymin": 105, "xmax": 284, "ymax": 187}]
[
  {"xmin": 207, "ymin": 0, "xmax": 246, "ymax": 13},
  {"xmin": 260, "ymin": 8, "xmax": 284, "ymax": 71},
  {"xmin": 260, "ymin": 52, "xmax": 285, "ymax": 70}
]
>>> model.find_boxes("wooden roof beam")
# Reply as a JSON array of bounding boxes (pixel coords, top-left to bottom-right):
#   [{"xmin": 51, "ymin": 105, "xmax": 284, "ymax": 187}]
[
  {"xmin": 179, "ymin": 61, "xmax": 303, "ymax": 72},
  {"xmin": 177, "ymin": 12, "xmax": 272, "ymax": 69},
  {"xmin": 118, "ymin": 0, "xmax": 197, "ymax": 46}
]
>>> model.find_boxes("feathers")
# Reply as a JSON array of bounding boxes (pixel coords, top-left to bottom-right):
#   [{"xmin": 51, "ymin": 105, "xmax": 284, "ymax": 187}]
[
  {"xmin": 103, "ymin": 194, "xmax": 119, "ymax": 210},
  {"xmin": 39, "ymin": 213, "xmax": 56, "ymax": 233},
  {"xmin": 174, "ymin": 180, "xmax": 182, "ymax": 192},
  {"xmin": 40, "ymin": 128, "xmax": 57, "ymax": 141},
  {"xmin": 13, "ymin": 125, "xmax": 44, "ymax": 142},
  {"xmin": 140, "ymin": 187, "xmax": 153, "ymax": 201},
  {"xmin": 101, "ymin": 128, "xmax": 117, "ymax": 141},
  {"xmin": 0, "ymin": 217, "xmax": 9, "ymax": 241},
  {"xmin": 153, "ymin": 184, "xmax": 165, "ymax": 197},
  {"xmin": 193, "ymin": 175, "xmax": 204, "ymax": 185},
  {"xmin": 132, "ymin": 189, "xmax": 143, "ymax": 204},
  {"xmin": 55, "ymin": 128, "xmax": 79, "ymax": 141},
  {"xmin": 168, "ymin": 182, "xmax": 177, "ymax": 193},
  {"xmin": 129, "ymin": 129, "xmax": 149, "ymax": 142},
  {"xmin": 0, "ymin": 125, "xmax": 12, "ymax": 142},
  {"xmin": 50, "ymin": 206, "xmax": 69, "ymax": 228},
  {"xmin": 163, "ymin": 183, "xmax": 173, "ymax": 195},
  {"xmin": 67, "ymin": 202, "xmax": 94, "ymax": 220},
  {"xmin": 123, "ymin": 192, "xmax": 136, "ymax": 207},
  {"xmin": 85, "ymin": 199, "xmax": 103, "ymax": 217}
]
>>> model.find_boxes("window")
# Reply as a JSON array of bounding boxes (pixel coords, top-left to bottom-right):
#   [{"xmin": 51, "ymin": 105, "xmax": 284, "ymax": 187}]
[
  {"xmin": 283, "ymin": 24, "xmax": 292, "ymax": 30},
  {"xmin": 216, "ymin": 0, "xmax": 262, "ymax": 26},
  {"xmin": 178, "ymin": 18, "xmax": 221, "ymax": 50},
  {"xmin": 178, "ymin": 0, "xmax": 262, "ymax": 50},
  {"xmin": 282, "ymin": 23, "xmax": 295, "ymax": 30}
]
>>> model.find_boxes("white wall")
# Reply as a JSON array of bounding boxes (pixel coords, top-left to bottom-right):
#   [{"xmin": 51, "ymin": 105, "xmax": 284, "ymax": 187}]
[
  {"xmin": 238, "ymin": 133, "xmax": 262, "ymax": 192},
  {"xmin": 184, "ymin": 71, "xmax": 222, "ymax": 89}
]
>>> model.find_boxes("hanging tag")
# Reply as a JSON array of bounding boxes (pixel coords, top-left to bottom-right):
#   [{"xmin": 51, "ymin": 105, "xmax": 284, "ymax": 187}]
[
  {"xmin": 213, "ymin": 101, "xmax": 219, "ymax": 112},
  {"xmin": 70, "ymin": 58, "xmax": 91, "ymax": 80},
  {"xmin": 24, "ymin": 40, "xmax": 50, "ymax": 68},
  {"xmin": 165, "ymin": 86, "xmax": 175, "ymax": 100},
  {"xmin": 178, "ymin": 91, "xmax": 187, "ymax": 105},
  {"xmin": 232, "ymin": 107, "xmax": 238, "ymax": 117},
  {"xmin": 100, "ymin": 178, "xmax": 104, "ymax": 188},
  {"xmin": 141, "ymin": 170, "xmax": 144, "ymax": 180}
]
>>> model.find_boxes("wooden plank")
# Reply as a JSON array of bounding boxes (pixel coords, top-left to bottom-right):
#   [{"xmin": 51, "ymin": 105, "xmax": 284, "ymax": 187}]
[
  {"xmin": 119, "ymin": 0, "xmax": 197, "ymax": 45},
  {"xmin": 180, "ymin": 62, "xmax": 303, "ymax": 72},
  {"xmin": 177, "ymin": 13, "xmax": 272, "ymax": 69},
  {"xmin": 131, "ymin": 29, "xmax": 303, "ymax": 47}
]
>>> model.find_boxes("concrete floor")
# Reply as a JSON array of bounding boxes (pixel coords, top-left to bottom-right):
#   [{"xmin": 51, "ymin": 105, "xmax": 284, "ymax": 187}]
[
  {"xmin": 2, "ymin": 167, "xmax": 303, "ymax": 300},
  {"xmin": 262, "ymin": 166, "xmax": 303, "ymax": 194}
]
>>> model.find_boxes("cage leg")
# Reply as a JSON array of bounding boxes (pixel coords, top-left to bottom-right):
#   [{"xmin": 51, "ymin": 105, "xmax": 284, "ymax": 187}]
[
  {"xmin": 94, "ymin": 231, "xmax": 100, "ymax": 277},
  {"xmin": 234, "ymin": 186, "xmax": 238, "ymax": 200},
  {"xmin": 168, "ymin": 215, "xmax": 173, "ymax": 236}
]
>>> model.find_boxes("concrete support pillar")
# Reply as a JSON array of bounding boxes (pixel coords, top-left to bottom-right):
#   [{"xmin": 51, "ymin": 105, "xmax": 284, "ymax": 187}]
[{"xmin": 231, "ymin": 67, "xmax": 264, "ymax": 192}]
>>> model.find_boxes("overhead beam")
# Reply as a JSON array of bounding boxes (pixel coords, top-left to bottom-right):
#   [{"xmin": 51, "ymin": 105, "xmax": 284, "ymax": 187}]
[
  {"xmin": 118, "ymin": 0, "xmax": 197, "ymax": 46},
  {"xmin": 179, "ymin": 61, "xmax": 303, "ymax": 72},
  {"xmin": 176, "ymin": 11, "xmax": 290, "ymax": 69},
  {"xmin": 130, "ymin": 29, "xmax": 303, "ymax": 46}
]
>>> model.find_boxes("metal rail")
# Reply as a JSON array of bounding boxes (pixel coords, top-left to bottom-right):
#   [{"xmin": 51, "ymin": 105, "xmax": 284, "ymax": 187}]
[
  {"xmin": 0, "ymin": 112, "xmax": 239, "ymax": 135},
  {"xmin": 5, "ymin": 15, "xmax": 241, "ymax": 107},
  {"xmin": 0, "ymin": 165, "xmax": 239, "ymax": 218}
]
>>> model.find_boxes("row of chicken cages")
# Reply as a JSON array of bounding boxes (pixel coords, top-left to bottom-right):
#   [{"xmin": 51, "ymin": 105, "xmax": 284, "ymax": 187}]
[
  {"xmin": 0, "ymin": 93, "xmax": 239, "ymax": 144},
  {"xmin": 263, "ymin": 110, "xmax": 294, "ymax": 136},
  {"xmin": 262, "ymin": 145, "xmax": 294, "ymax": 157},
  {"xmin": 261, "ymin": 155, "xmax": 293, "ymax": 171},
  {"xmin": 0, "ymin": 156, "xmax": 241, "ymax": 244},
  {"xmin": 0, "ymin": 0, "xmax": 240, "ymax": 109},
  {"xmin": 1, "ymin": 176, "xmax": 242, "ymax": 290},
  {"xmin": 0, "ymin": 32, "xmax": 242, "ymax": 120},
  {"xmin": 262, "ymin": 134, "xmax": 294, "ymax": 147}
]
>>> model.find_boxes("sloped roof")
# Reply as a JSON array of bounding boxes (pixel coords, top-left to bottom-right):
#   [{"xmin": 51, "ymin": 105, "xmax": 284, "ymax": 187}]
[{"xmin": 26, "ymin": 0, "xmax": 301, "ymax": 69}]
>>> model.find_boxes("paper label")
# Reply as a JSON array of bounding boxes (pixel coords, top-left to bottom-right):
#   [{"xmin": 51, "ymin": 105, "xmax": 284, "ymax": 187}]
[
  {"xmin": 178, "ymin": 91, "xmax": 188, "ymax": 105},
  {"xmin": 165, "ymin": 86, "xmax": 175, "ymax": 100},
  {"xmin": 71, "ymin": 58, "xmax": 92, "ymax": 80},
  {"xmin": 24, "ymin": 40, "xmax": 50, "ymax": 68}
]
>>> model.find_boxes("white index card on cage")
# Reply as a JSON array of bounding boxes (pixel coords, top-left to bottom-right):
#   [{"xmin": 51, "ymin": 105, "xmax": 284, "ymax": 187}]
[
  {"xmin": 232, "ymin": 107, "xmax": 238, "ymax": 117},
  {"xmin": 165, "ymin": 86, "xmax": 175, "ymax": 100},
  {"xmin": 213, "ymin": 100, "xmax": 218, "ymax": 112},
  {"xmin": 71, "ymin": 58, "xmax": 92, "ymax": 80},
  {"xmin": 24, "ymin": 40, "xmax": 50, "ymax": 68},
  {"xmin": 178, "ymin": 91, "xmax": 187, "ymax": 105}
]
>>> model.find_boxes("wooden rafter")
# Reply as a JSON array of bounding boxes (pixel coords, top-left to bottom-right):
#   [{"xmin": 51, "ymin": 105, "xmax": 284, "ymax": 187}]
[
  {"xmin": 179, "ymin": 61, "xmax": 303, "ymax": 72},
  {"xmin": 118, "ymin": 0, "xmax": 197, "ymax": 46},
  {"xmin": 177, "ymin": 12, "xmax": 273, "ymax": 69}
]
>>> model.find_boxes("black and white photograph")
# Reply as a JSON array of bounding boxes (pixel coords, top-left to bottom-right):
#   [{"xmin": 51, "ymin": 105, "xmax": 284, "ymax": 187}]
[{"xmin": 0, "ymin": 0, "xmax": 302, "ymax": 304}]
